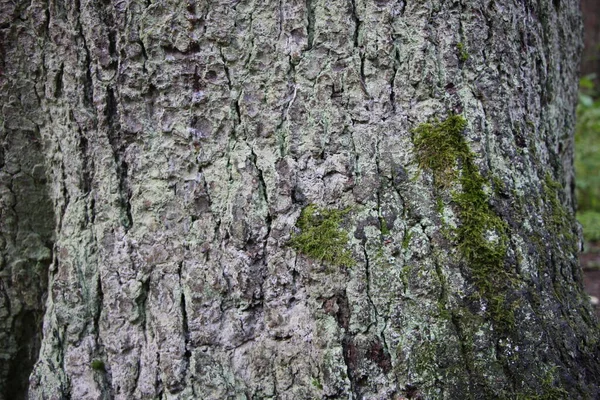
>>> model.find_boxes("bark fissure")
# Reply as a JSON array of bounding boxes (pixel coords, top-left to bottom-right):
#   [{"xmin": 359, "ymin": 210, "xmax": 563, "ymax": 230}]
[
  {"xmin": 305, "ymin": 0, "xmax": 315, "ymax": 50},
  {"xmin": 350, "ymin": 0, "xmax": 360, "ymax": 48},
  {"xmin": 362, "ymin": 247, "xmax": 378, "ymax": 332},
  {"xmin": 104, "ymin": 86, "xmax": 133, "ymax": 230},
  {"xmin": 177, "ymin": 262, "xmax": 191, "ymax": 380}
]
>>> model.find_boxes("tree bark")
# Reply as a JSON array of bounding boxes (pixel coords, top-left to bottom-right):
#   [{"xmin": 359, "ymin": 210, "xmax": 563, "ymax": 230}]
[{"xmin": 1, "ymin": 0, "xmax": 599, "ymax": 399}]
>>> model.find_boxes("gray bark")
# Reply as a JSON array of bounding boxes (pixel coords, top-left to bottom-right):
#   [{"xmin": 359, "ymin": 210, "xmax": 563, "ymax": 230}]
[{"xmin": 1, "ymin": 0, "xmax": 598, "ymax": 399}]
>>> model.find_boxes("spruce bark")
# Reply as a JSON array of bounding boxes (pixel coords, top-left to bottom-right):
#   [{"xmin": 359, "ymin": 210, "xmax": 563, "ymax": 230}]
[{"xmin": 1, "ymin": 0, "xmax": 598, "ymax": 399}]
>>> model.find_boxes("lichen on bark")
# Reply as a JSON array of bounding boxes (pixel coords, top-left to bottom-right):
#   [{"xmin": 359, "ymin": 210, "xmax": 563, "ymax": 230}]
[{"xmin": 1, "ymin": 0, "xmax": 598, "ymax": 398}]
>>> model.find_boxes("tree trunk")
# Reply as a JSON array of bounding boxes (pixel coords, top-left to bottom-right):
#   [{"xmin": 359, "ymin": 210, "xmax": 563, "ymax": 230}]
[{"xmin": 1, "ymin": 0, "xmax": 598, "ymax": 399}]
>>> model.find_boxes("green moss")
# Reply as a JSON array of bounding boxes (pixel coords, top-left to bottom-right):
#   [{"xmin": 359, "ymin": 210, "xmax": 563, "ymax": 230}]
[
  {"xmin": 413, "ymin": 115, "xmax": 469, "ymax": 187},
  {"xmin": 402, "ymin": 230, "xmax": 413, "ymax": 249},
  {"xmin": 400, "ymin": 265, "xmax": 412, "ymax": 291},
  {"xmin": 412, "ymin": 339, "xmax": 438, "ymax": 378},
  {"xmin": 515, "ymin": 366, "xmax": 568, "ymax": 400},
  {"xmin": 457, "ymin": 42, "xmax": 469, "ymax": 62},
  {"xmin": 435, "ymin": 197, "xmax": 444, "ymax": 214},
  {"xmin": 542, "ymin": 174, "xmax": 576, "ymax": 247},
  {"xmin": 413, "ymin": 115, "xmax": 515, "ymax": 331},
  {"xmin": 379, "ymin": 216, "xmax": 390, "ymax": 235},
  {"xmin": 91, "ymin": 359, "xmax": 105, "ymax": 371},
  {"xmin": 543, "ymin": 175, "xmax": 568, "ymax": 231},
  {"xmin": 289, "ymin": 205, "xmax": 355, "ymax": 267},
  {"xmin": 311, "ymin": 378, "xmax": 323, "ymax": 390}
]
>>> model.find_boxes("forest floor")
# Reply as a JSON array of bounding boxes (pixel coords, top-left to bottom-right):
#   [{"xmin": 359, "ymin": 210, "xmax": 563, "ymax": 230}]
[{"xmin": 581, "ymin": 241, "xmax": 600, "ymax": 317}]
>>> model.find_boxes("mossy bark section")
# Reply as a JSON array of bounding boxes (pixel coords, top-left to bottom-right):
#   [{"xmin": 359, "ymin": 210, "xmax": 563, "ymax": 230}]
[
  {"xmin": 290, "ymin": 205, "xmax": 355, "ymax": 267},
  {"xmin": 1, "ymin": 0, "xmax": 597, "ymax": 399}
]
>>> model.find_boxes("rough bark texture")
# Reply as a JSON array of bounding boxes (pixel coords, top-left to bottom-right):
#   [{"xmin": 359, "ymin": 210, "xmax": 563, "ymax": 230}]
[{"xmin": 1, "ymin": 0, "xmax": 599, "ymax": 399}]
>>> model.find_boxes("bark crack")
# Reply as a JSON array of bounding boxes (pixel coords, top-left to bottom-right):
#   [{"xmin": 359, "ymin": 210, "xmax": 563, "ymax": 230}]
[
  {"xmin": 177, "ymin": 262, "xmax": 191, "ymax": 379},
  {"xmin": 359, "ymin": 53, "xmax": 371, "ymax": 99},
  {"xmin": 389, "ymin": 45, "xmax": 400, "ymax": 114},
  {"xmin": 362, "ymin": 247, "xmax": 378, "ymax": 333},
  {"xmin": 305, "ymin": 0, "xmax": 315, "ymax": 50},
  {"xmin": 350, "ymin": 0, "xmax": 360, "ymax": 48}
]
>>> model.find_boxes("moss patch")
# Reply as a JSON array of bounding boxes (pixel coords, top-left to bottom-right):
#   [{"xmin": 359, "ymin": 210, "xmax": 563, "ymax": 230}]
[
  {"xmin": 515, "ymin": 366, "xmax": 569, "ymax": 400},
  {"xmin": 457, "ymin": 42, "xmax": 469, "ymax": 62},
  {"xmin": 290, "ymin": 205, "xmax": 355, "ymax": 267},
  {"xmin": 413, "ymin": 115, "xmax": 515, "ymax": 331},
  {"xmin": 379, "ymin": 216, "xmax": 390, "ymax": 236},
  {"xmin": 543, "ymin": 174, "xmax": 575, "ymax": 244},
  {"xmin": 413, "ymin": 115, "xmax": 470, "ymax": 187},
  {"xmin": 90, "ymin": 359, "xmax": 105, "ymax": 371}
]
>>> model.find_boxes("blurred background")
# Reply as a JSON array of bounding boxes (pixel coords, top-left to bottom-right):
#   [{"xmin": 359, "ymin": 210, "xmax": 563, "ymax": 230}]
[{"xmin": 578, "ymin": 0, "xmax": 600, "ymax": 315}]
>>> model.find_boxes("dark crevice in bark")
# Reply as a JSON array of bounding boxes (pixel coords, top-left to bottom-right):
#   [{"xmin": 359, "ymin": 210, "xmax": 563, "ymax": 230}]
[
  {"xmin": 276, "ymin": 56, "xmax": 298, "ymax": 157},
  {"xmin": 44, "ymin": 0, "xmax": 51, "ymax": 35},
  {"xmin": 233, "ymin": 97, "xmax": 242, "ymax": 128},
  {"xmin": 362, "ymin": 246, "xmax": 377, "ymax": 333},
  {"xmin": 105, "ymin": 87, "xmax": 119, "ymax": 134},
  {"xmin": 5, "ymin": 311, "xmax": 44, "ymax": 400},
  {"xmin": 277, "ymin": 0, "xmax": 284, "ymax": 40},
  {"xmin": 0, "ymin": 133, "xmax": 55, "ymax": 399},
  {"xmin": 92, "ymin": 273, "xmax": 113, "ymax": 398},
  {"xmin": 219, "ymin": 50, "xmax": 242, "ymax": 129},
  {"xmin": 78, "ymin": 127, "xmax": 92, "ymax": 196},
  {"xmin": 389, "ymin": 46, "xmax": 399, "ymax": 114},
  {"xmin": 399, "ymin": 0, "xmax": 406, "ymax": 16},
  {"xmin": 54, "ymin": 63, "xmax": 64, "ymax": 98},
  {"xmin": 83, "ymin": 49, "xmax": 94, "ymax": 108},
  {"xmin": 138, "ymin": 35, "xmax": 148, "ymax": 73},
  {"xmin": 58, "ymin": 144, "xmax": 71, "ymax": 231},
  {"xmin": 305, "ymin": 0, "xmax": 315, "ymax": 50},
  {"xmin": 73, "ymin": 0, "xmax": 95, "ymax": 109},
  {"xmin": 341, "ymin": 335, "xmax": 359, "ymax": 398},
  {"xmin": 178, "ymin": 262, "xmax": 191, "ymax": 378},
  {"xmin": 276, "ymin": 79, "xmax": 297, "ymax": 132},
  {"xmin": 249, "ymin": 150, "xmax": 272, "ymax": 275},
  {"xmin": 250, "ymin": 150, "xmax": 269, "ymax": 206},
  {"xmin": 359, "ymin": 54, "xmax": 370, "ymax": 99},
  {"xmin": 93, "ymin": 274, "xmax": 104, "ymax": 341},
  {"xmin": 155, "ymin": 351, "xmax": 164, "ymax": 398},
  {"xmin": 108, "ymin": 29, "xmax": 117, "ymax": 59},
  {"xmin": 350, "ymin": 0, "xmax": 360, "ymax": 48},
  {"xmin": 333, "ymin": 292, "xmax": 360, "ymax": 396},
  {"xmin": 105, "ymin": 86, "xmax": 133, "ymax": 230}
]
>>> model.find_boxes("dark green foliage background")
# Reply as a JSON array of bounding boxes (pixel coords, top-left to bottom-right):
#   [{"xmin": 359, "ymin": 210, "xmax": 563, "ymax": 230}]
[{"xmin": 576, "ymin": 76, "xmax": 600, "ymax": 242}]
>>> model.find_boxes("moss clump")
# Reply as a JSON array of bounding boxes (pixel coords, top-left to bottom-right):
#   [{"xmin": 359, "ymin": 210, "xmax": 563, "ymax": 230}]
[
  {"xmin": 402, "ymin": 230, "xmax": 413, "ymax": 250},
  {"xmin": 543, "ymin": 174, "xmax": 576, "ymax": 244},
  {"xmin": 91, "ymin": 359, "xmax": 105, "ymax": 371},
  {"xmin": 290, "ymin": 205, "xmax": 355, "ymax": 267},
  {"xmin": 457, "ymin": 42, "xmax": 469, "ymax": 62},
  {"xmin": 379, "ymin": 217, "xmax": 390, "ymax": 235},
  {"xmin": 311, "ymin": 378, "xmax": 323, "ymax": 390},
  {"xmin": 515, "ymin": 366, "xmax": 568, "ymax": 400},
  {"xmin": 413, "ymin": 115, "xmax": 469, "ymax": 187},
  {"xmin": 413, "ymin": 115, "xmax": 514, "ymax": 330},
  {"xmin": 543, "ymin": 175, "xmax": 568, "ymax": 230}
]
